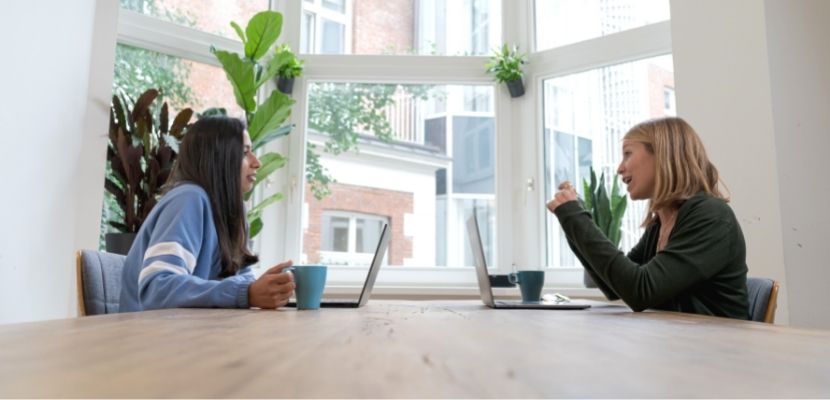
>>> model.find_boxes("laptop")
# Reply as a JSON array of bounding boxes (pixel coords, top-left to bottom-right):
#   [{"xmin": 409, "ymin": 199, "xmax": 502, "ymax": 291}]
[
  {"xmin": 288, "ymin": 223, "xmax": 390, "ymax": 308},
  {"xmin": 466, "ymin": 215, "xmax": 590, "ymax": 310}
]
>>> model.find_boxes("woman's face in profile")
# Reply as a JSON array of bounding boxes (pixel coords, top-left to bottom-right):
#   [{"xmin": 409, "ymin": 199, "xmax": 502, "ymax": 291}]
[
  {"xmin": 240, "ymin": 131, "xmax": 260, "ymax": 193},
  {"xmin": 617, "ymin": 140, "xmax": 655, "ymax": 200}
]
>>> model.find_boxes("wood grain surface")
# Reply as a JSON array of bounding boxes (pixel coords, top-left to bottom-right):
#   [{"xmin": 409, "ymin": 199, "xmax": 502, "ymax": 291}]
[{"xmin": 1, "ymin": 300, "xmax": 828, "ymax": 398}]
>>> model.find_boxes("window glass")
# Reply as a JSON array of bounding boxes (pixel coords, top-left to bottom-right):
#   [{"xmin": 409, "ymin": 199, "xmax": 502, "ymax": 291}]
[
  {"xmin": 119, "ymin": 0, "xmax": 268, "ymax": 39},
  {"xmin": 535, "ymin": 0, "xmax": 670, "ymax": 50},
  {"xmin": 303, "ymin": 82, "xmax": 496, "ymax": 268},
  {"xmin": 321, "ymin": 19, "xmax": 346, "ymax": 54},
  {"xmin": 301, "ymin": 0, "xmax": 502, "ymax": 55},
  {"xmin": 112, "ymin": 44, "xmax": 245, "ymax": 118},
  {"xmin": 543, "ymin": 55, "xmax": 675, "ymax": 268}
]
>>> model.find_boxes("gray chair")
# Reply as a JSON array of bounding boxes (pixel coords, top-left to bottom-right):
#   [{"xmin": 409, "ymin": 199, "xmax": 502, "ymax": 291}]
[
  {"xmin": 75, "ymin": 250, "xmax": 126, "ymax": 316},
  {"xmin": 746, "ymin": 277, "xmax": 780, "ymax": 323}
]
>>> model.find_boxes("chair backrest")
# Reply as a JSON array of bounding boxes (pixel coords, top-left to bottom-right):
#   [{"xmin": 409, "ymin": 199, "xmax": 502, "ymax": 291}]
[
  {"xmin": 746, "ymin": 277, "xmax": 780, "ymax": 323},
  {"xmin": 75, "ymin": 250, "xmax": 126, "ymax": 316}
]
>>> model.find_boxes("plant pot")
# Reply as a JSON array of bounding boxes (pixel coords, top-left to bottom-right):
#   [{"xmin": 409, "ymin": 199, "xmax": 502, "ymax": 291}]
[
  {"xmin": 277, "ymin": 76, "xmax": 295, "ymax": 95},
  {"xmin": 583, "ymin": 271, "xmax": 598, "ymax": 288},
  {"xmin": 505, "ymin": 79, "xmax": 525, "ymax": 98},
  {"xmin": 105, "ymin": 232, "xmax": 137, "ymax": 255}
]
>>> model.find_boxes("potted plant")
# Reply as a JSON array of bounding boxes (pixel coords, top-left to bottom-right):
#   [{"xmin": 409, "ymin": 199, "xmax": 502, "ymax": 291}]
[
  {"xmin": 485, "ymin": 44, "xmax": 528, "ymax": 98},
  {"xmin": 104, "ymin": 89, "xmax": 194, "ymax": 254},
  {"xmin": 273, "ymin": 44, "xmax": 304, "ymax": 95},
  {"xmin": 580, "ymin": 168, "xmax": 628, "ymax": 287},
  {"xmin": 211, "ymin": 10, "xmax": 299, "ymax": 237}
]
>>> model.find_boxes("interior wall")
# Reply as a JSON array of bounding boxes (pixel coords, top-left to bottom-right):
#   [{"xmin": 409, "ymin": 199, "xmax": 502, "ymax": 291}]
[
  {"xmin": 670, "ymin": 0, "xmax": 790, "ymax": 323},
  {"xmin": 763, "ymin": 0, "xmax": 830, "ymax": 329},
  {"xmin": 0, "ymin": 0, "xmax": 118, "ymax": 324}
]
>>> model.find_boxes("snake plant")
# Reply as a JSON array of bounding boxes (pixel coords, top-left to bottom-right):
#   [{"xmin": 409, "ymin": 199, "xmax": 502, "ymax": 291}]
[{"xmin": 581, "ymin": 168, "xmax": 627, "ymax": 247}]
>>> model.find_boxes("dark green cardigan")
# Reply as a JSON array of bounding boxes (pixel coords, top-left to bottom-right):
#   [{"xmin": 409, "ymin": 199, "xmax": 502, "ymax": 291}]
[{"xmin": 554, "ymin": 192, "xmax": 749, "ymax": 319}]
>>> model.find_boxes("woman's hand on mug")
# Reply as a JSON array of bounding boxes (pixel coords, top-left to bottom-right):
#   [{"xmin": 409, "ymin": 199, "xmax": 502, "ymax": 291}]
[
  {"xmin": 546, "ymin": 181, "xmax": 578, "ymax": 213},
  {"xmin": 248, "ymin": 260, "xmax": 295, "ymax": 309}
]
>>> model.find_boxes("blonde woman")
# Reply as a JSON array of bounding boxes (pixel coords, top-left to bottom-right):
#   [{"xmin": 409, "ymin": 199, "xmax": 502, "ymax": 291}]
[{"xmin": 547, "ymin": 117, "xmax": 749, "ymax": 319}]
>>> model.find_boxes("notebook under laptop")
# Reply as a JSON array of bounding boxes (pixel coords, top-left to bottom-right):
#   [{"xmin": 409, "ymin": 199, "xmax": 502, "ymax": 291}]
[
  {"xmin": 466, "ymin": 215, "xmax": 590, "ymax": 310},
  {"xmin": 288, "ymin": 223, "xmax": 390, "ymax": 308}
]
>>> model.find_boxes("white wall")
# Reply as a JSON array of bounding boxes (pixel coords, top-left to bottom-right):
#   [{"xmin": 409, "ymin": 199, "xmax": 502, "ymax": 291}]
[
  {"xmin": 763, "ymin": 0, "xmax": 830, "ymax": 329},
  {"xmin": 0, "ymin": 1, "xmax": 118, "ymax": 323},
  {"xmin": 672, "ymin": 0, "xmax": 830, "ymax": 327}
]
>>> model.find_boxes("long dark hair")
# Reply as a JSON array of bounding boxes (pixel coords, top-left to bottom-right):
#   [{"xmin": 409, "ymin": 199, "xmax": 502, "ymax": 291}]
[{"xmin": 167, "ymin": 116, "xmax": 258, "ymax": 277}]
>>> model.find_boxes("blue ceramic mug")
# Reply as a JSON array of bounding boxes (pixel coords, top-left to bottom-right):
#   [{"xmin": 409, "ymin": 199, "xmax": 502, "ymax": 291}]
[
  {"xmin": 289, "ymin": 265, "xmax": 328, "ymax": 310},
  {"xmin": 508, "ymin": 270, "xmax": 545, "ymax": 303}
]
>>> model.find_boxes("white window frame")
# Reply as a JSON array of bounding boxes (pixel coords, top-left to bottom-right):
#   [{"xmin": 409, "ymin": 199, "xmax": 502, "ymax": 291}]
[{"xmin": 114, "ymin": 0, "xmax": 672, "ymax": 297}]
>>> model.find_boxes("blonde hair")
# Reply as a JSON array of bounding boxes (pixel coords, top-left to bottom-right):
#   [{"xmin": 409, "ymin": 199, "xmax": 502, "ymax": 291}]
[{"xmin": 623, "ymin": 117, "xmax": 728, "ymax": 226}]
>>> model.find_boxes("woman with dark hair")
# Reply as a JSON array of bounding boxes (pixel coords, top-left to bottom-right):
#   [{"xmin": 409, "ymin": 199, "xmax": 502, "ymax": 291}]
[
  {"xmin": 120, "ymin": 116, "xmax": 295, "ymax": 311},
  {"xmin": 547, "ymin": 117, "xmax": 749, "ymax": 319}
]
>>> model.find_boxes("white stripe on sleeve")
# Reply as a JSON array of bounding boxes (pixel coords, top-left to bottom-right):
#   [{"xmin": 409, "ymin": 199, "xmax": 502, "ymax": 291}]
[
  {"xmin": 138, "ymin": 261, "xmax": 189, "ymax": 288},
  {"xmin": 144, "ymin": 241, "xmax": 197, "ymax": 273}
]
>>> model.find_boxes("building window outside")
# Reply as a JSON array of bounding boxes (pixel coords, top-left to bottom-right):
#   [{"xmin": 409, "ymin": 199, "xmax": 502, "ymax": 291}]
[
  {"xmin": 320, "ymin": 212, "xmax": 388, "ymax": 266},
  {"xmin": 301, "ymin": 0, "xmax": 352, "ymax": 54}
]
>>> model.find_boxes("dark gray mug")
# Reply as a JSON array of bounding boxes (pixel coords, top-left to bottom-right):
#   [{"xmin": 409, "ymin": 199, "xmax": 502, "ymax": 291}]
[{"xmin": 508, "ymin": 270, "xmax": 545, "ymax": 303}]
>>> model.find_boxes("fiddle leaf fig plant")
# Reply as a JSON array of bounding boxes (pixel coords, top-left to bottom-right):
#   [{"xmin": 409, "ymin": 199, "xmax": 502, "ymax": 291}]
[{"xmin": 210, "ymin": 10, "xmax": 300, "ymax": 238}]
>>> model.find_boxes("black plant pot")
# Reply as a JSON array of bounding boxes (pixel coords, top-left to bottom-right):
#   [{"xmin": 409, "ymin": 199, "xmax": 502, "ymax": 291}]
[
  {"xmin": 505, "ymin": 79, "xmax": 525, "ymax": 98},
  {"xmin": 105, "ymin": 232, "xmax": 137, "ymax": 255},
  {"xmin": 277, "ymin": 76, "xmax": 295, "ymax": 95},
  {"xmin": 583, "ymin": 271, "xmax": 598, "ymax": 288}
]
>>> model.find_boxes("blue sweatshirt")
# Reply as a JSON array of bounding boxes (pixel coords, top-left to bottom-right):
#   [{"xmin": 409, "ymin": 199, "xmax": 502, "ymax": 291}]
[{"xmin": 119, "ymin": 183, "xmax": 254, "ymax": 312}]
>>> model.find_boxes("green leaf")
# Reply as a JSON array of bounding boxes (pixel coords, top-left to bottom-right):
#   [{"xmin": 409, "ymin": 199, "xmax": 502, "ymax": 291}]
[
  {"xmin": 609, "ymin": 195, "xmax": 627, "ymax": 247},
  {"xmin": 248, "ymin": 217, "xmax": 263, "ymax": 239},
  {"xmin": 595, "ymin": 173, "xmax": 612, "ymax": 233},
  {"xmin": 212, "ymin": 49, "xmax": 257, "ymax": 112},
  {"xmin": 254, "ymin": 152, "xmax": 287, "ymax": 185},
  {"xmin": 257, "ymin": 50, "xmax": 291, "ymax": 88},
  {"xmin": 253, "ymin": 124, "xmax": 293, "ymax": 151},
  {"xmin": 244, "ymin": 11, "xmax": 283, "ymax": 61},
  {"xmin": 248, "ymin": 90, "xmax": 294, "ymax": 143},
  {"xmin": 248, "ymin": 191, "xmax": 284, "ymax": 221},
  {"xmin": 582, "ymin": 178, "xmax": 593, "ymax": 211},
  {"xmin": 230, "ymin": 21, "xmax": 246, "ymax": 44}
]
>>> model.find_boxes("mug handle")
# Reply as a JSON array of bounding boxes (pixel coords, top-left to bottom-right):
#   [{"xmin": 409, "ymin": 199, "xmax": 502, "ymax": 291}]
[{"xmin": 508, "ymin": 272, "xmax": 520, "ymax": 285}]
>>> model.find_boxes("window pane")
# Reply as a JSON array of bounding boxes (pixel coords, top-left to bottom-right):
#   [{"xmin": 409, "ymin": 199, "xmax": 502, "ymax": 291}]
[
  {"xmin": 535, "ymin": 0, "xmax": 670, "ymax": 50},
  {"xmin": 112, "ymin": 44, "xmax": 244, "ymax": 119},
  {"xmin": 301, "ymin": 12, "xmax": 315, "ymax": 54},
  {"xmin": 119, "ymin": 0, "xmax": 268, "ymax": 39},
  {"xmin": 321, "ymin": 19, "xmax": 345, "ymax": 54},
  {"xmin": 322, "ymin": 215, "xmax": 350, "ymax": 252},
  {"xmin": 300, "ymin": 0, "xmax": 502, "ymax": 55},
  {"xmin": 356, "ymin": 218, "xmax": 385, "ymax": 253},
  {"xmin": 303, "ymin": 82, "xmax": 496, "ymax": 268},
  {"xmin": 543, "ymin": 55, "xmax": 675, "ymax": 268}
]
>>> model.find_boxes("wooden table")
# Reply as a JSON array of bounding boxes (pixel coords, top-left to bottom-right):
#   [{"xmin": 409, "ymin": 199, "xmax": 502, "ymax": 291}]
[{"xmin": 1, "ymin": 300, "xmax": 828, "ymax": 398}]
